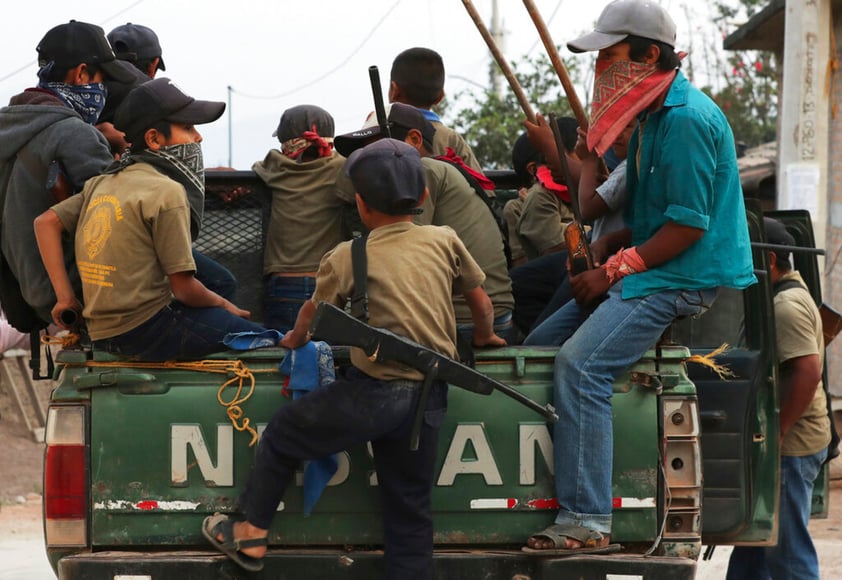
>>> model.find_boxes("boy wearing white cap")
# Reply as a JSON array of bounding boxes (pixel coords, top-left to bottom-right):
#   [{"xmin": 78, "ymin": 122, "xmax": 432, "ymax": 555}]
[{"xmin": 523, "ymin": 0, "xmax": 756, "ymax": 554}]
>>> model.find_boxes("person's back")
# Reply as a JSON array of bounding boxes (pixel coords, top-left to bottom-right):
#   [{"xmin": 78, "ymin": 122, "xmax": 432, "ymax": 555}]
[
  {"xmin": 389, "ymin": 47, "xmax": 482, "ymax": 172},
  {"xmin": 417, "ymin": 158, "xmax": 513, "ymax": 326},
  {"xmin": 0, "ymin": 20, "xmax": 134, "ymax": 329},
  {"xmin": 334, "ymin": 103, "xmax": 514, "ymax": 337},
  {"xmin": 253, "ymin": 104, "xmax": 347, "ymax": 331}
]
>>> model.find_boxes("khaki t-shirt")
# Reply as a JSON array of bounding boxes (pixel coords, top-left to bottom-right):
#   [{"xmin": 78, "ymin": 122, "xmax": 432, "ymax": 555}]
[
  {"xmin": 52, "ymin": 163, "xmax": 195, "ymax": 340},
  {"xmin": 503, "ymin": 196, "xmax": 526, "ymax": 263},
  {"xmin": 518, "ymin": 183, "xmax": 574, "ymax": 260},
  {"xmin": 311, "ymin": 221, "xmax": 485, "ymax": 381},
  {"xmin": 776, "ymin": 271, "xmax": 831, "ymax": 456},
  {"xmin": 431, "ymin": 121, "xmax": 482, "ymax": 173},
  {"xmin": 253, "ymin": 150, "xmax": 346, "ymax": 274},
  {"xmin": 415, "ymin": 158, "xmax": 513, "ymax": 322}
]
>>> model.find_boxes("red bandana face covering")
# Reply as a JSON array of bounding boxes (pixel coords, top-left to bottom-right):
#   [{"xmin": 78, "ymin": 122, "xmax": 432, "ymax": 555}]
[{"xmin": 587, "ymin": 58, "xmax": 678, "ymax": 156}]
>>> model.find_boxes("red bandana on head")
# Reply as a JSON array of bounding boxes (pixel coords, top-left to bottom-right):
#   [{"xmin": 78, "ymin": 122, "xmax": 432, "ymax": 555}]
[
  {"xmin": 587, "ymin": 58, "xmax": 679, "ymax": 157},
  {"xmin": 282, "ymin": 125, "xmax": 334, "ymax": 160}
]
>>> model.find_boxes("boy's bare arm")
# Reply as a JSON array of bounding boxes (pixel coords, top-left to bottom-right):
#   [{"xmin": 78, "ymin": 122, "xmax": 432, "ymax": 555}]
[
  {"xmin": 33, "ymin": 209, "xmax": 80, "ymax": 328},
  {"xmin": 168, "ymin": 271, "xmax": 250, "ymax": 318},
  {"xmin": 463, "ymin": 286, "xmax": 506, "ymax": 347},
  {"xmin": 280, "ymin": 300, "xmax": 317, "ymax": 349}
]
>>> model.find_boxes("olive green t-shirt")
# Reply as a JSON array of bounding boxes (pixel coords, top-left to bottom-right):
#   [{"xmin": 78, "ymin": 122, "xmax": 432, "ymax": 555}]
[
  {"xmin": 415, "ymin": 158, "xmax": 513, "ymax": 322},
  {"xmin": 253, "ymin": 150, "xmax": 346, "ymax": 274},
  {"xmin": 431, "ymin": 121, "xmax": 482, "ymax": 174},
  {"xmin": 776, "ymin": 271, "xmax": 831, "ymax": 456},
  {"xmin": 503, "ymin": 196, "xmax": 526, "ymax": 263},
  {"xmin": 518, "ymin": 183, "xmax": 574, "ymax": 260},
  {"xmin": 52, "ymin": 163, "xmax": 195, "ymax": 340},
  {"xmin": 311, "ymin": 222, "xmax": 484, "ymax": 381}
]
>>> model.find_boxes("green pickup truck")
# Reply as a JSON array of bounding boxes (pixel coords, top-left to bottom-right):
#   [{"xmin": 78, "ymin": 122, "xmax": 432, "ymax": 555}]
[{"xmin": 41, "ymin": 170, "xmax": 829, "ymax": 579}]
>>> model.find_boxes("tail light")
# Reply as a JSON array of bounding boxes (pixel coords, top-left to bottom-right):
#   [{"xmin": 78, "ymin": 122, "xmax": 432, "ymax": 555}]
[{"xmin": 44, "ymin": 405, "xmax": 88, "ymax": 547}]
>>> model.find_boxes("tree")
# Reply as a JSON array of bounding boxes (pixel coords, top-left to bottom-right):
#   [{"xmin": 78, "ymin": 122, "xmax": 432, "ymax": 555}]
[
  {"xmin": 704, "ymin": 0, "xmax": 778, "ymax": 147},
  {"xmin": 439, "ymin": 52, "xmax": 578, "ymax": 170}
]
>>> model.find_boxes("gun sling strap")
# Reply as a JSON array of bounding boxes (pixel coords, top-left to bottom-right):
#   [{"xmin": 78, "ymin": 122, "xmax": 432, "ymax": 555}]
[{"xmin": 349, "ymin": 233, "xmax": 439, "ymax": 450}]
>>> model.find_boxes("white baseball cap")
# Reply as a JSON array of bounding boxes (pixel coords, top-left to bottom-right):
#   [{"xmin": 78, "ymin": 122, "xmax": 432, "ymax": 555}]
[{"xmin": 567, "ymin": 0, "xmax": 676, "ymax": 53}]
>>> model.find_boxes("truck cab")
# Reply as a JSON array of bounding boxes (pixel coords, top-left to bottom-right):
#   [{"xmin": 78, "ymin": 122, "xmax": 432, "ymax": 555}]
[{"xmin": 41, "ymin": 171, "xmax": 827, "ymax": 579}]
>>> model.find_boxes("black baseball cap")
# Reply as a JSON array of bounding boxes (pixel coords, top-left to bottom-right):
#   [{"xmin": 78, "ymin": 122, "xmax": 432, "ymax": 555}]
[
  {"xmin": 345, "ymin": 138, "xmax": 426, "ymax": 215},
  {"xmin": 107, "ymin": 23, "xmax": 166, "ymax": 72},
  {"xmin": 113, "ymin": 77, "xmax": 225, "ymax": 140},
  {"xmin": 763, "ymin": 217, "xmax": 796, "ymax": 262},
  {"xmin": 273, "ymin": 104, "xmax": 335, "ymax": 141},
  {"xmin": 335, "ymin": 103, "xmax": 435, "ymax": 157},
  {"xmin": 37, "ymin": 20, "xmax": 136, "ymax": 84}
]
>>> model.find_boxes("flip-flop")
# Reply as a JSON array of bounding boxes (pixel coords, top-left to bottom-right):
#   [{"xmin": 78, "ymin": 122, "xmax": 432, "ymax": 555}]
[
  {"xmin": 521, "ymin": 523, "xmax": 621, "ymax": 556},
  {"xmin": 201, "ymin": 513, "xmax": 267, "ymax": 572}
]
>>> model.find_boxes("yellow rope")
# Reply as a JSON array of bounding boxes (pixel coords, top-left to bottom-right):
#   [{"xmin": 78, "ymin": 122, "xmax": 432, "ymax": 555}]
[
  {"xmin": 685, "ymin": 343, "xmax": 735, "ymax": 380},
  {"xmin": 41, "ymin": 332, "xmax": 82, "ymax": 348},
  {"xmin": 70, "ymin": 358, "xmax": 275, "ymax": 447}
]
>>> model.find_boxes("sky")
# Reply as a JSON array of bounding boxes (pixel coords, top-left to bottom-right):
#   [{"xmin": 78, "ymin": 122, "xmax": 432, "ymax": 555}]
[{"xmin": 0, "ymin": 0, "xmax": 711, "ymax": 169}]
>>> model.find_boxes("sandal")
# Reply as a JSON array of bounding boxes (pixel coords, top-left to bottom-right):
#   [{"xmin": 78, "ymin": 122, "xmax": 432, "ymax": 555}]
[
  {"xmin": 521, "ymin": 523, "xmax": 621, "ymax": 555},
  {"xmin": 202, "ymin": 513, "xmax": 267, "ymax": 572}
]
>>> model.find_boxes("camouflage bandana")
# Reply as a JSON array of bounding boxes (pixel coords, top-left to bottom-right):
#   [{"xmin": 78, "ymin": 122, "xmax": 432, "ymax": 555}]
[{"xmin": 108, "ymin": 142, "xmax": 205, "ymax": 239}]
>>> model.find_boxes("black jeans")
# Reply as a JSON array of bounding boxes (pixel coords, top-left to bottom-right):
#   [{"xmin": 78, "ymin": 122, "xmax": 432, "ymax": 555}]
[{"xmin": 238, "ymin": 367, "xmax": 447, "ymax": 580}]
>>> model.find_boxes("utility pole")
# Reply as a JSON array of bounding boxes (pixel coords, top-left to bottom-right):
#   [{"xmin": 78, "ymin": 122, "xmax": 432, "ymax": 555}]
[
  {"xmin": 227, "ymin": 85, "xmax": 233, "ymax": 168},
  {"xmin": 489, "ymin": 0, "xmax": 505, "ymax": 97}
]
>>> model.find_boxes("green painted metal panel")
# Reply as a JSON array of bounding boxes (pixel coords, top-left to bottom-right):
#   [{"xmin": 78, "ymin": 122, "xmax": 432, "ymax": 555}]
[{"xmin": 82, "ymin": 346, "xmax": 678, "ymax": 548}]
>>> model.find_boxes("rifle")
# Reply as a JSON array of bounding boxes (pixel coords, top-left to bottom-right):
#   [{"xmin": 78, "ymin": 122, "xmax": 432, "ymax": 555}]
[
  {"xmin": 309, "ymin": 301, "xmax": 558, "ymax": 424},
  {"xmin": 368, "ymin": 66, "xmax": 391, "ymax": 138},
  {"xmin": 550, "ymin": 113, "xmax": 593, "ymax": 275}
]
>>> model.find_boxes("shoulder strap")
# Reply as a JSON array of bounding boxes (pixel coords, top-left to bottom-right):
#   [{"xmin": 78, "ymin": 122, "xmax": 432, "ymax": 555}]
[
  {"xmin": 773, "ymin": 279, "xmax": 804, "ymax": 295},
  {"xmin": 350, "ymin": 235, "xmax": 369, "ymax": 322}
]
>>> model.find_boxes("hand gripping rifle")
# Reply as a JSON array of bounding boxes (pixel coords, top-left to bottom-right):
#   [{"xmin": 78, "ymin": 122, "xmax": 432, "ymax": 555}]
[
  {"xmin": 309, "ymin": 302, "xmax": 558, "ymax": 449},
  {"xmin": 550, "ymin": 112, "xmax": 593, "ymax": 275}
]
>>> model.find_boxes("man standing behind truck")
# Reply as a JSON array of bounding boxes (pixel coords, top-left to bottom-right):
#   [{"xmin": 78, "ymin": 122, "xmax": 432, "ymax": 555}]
[
  {"xmin": 522, "ymin": 0, "xmax": 756, "ymax": 553},
  {"xmin": 726, "ymin": 218, "xmax": 830, "ymax": 580}
]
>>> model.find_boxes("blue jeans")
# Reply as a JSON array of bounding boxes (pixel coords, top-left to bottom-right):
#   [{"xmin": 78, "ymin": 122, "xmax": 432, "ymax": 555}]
[
  {"xmin": 456, "ymin": 310, "xmax": 518, "ymax": 345},
  {"xmin": 238, "ymin": 367, "xmax": 447, "ymax": 580},
  {"xmin": 548, "ymin": 282, "xmax": 719, "ymax": 534},
  {"xmin": 94, "ymin": 301, "xmax": 267, "ymax": 361},
  {"xmin": 726, "ymin": 449, "xmax": 827, "ymax": 580},
  {"xmin": 263, "ymin": 275, "xmax": 316, "ymax": 332},
  {"xmin": 509, "ymin": 252, "xmax": 568, "ymax": 334},
  {"xmin": 193, "ymin": 249, "xmax": 237, "ymax": 302}
]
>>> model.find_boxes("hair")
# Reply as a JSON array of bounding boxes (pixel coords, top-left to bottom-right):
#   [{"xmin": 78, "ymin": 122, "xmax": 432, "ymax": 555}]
[
  {"xmin": 775, "ymin": 253, "xmax": 793, "ymax": 272},
  {"xmin": 133, "ymin": 58, "xmax": 157, "ymax": 75},
  {"xmin": 128, "ymin": 120, "xmax": 172, "ymax": 153},
  {"xmin": 626, "ymin": 35, "xmax": 681, "ymax": 71},
  {"xmin": 390, "ymin": 47, "xmax": 445, "ymax": 108},
  {"xmin": 511, "ymin": 116, "xmax": 578, "ymax": 187}
]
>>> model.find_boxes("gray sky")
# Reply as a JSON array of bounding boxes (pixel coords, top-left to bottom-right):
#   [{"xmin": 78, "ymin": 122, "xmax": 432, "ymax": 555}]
[{"xmin": 1, "ymin": 0, "xmax": 705, "ymax": 169}]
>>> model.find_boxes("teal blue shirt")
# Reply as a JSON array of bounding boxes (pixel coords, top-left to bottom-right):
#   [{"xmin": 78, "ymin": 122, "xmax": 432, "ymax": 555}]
[{"xmin": 624, "ymin": 70, "xmax": 756, "ymax": 298}]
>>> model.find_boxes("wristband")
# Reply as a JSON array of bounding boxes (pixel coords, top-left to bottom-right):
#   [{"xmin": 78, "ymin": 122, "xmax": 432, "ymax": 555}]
[{"xmin": 601, "ymin": 247, "xmax": 648, "ymax": 285}]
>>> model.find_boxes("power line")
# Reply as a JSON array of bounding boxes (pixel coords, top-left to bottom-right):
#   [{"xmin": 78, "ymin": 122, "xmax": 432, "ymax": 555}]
[
  {"xmin": 231, "ymin": 0, "xmax": 402, "ymax": 100},
  {"xmin": 526, "ymin": 0, "xmax": 565, "ymax": 55},
  {"xmin": 0, "ymin": 0, "xmax": 146, "ymax": 84}
]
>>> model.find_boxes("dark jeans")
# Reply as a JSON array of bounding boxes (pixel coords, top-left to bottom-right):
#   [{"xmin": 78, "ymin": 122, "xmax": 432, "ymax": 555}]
[
  {"xmin": 263, "ymin": 275, "xmax": 316, "ymax": 333},
  {"xmin": 238, "ymin": 367, "xmax": 448, "ymax": 580},
  {"xmin": 510, "ymin": 252, "xmax": 569, "ymax": 334},
  {"xmin": 93, "ymin": 301, "xmax": 267, "ymax": 361},
  {"xmin": 193, "ymin": 249, "xmax": 238, "ymax": 302}
]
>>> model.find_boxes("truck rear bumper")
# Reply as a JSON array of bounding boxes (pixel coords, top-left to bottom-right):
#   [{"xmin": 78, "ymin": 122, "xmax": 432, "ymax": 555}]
[{"xmin": 57, "ymin": 548, "xmax": 697, "ymax": 579}]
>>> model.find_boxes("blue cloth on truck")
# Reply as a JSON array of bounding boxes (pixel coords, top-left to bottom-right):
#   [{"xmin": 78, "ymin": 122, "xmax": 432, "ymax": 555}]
[
  {"xmin": 279, "ymin": 340, "xmax": 338, "ymax": 515},
  {"xmin": 223, "ymin": 328, "xmax": 283, "ymax": 350}
]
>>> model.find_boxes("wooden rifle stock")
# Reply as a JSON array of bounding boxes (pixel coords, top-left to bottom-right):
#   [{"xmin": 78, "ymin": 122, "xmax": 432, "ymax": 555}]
[{"xmin": 550, "ymin": 113, "xmax": 593, "ymax": 275}]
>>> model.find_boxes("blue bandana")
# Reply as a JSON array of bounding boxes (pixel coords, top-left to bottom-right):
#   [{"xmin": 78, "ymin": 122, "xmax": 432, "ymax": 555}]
[{"xmin": 38, "ymin": 77, "xmax": 107, "ymax": 125}]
